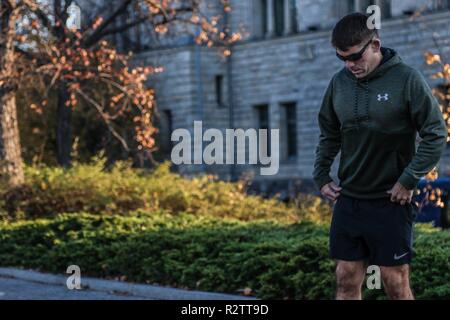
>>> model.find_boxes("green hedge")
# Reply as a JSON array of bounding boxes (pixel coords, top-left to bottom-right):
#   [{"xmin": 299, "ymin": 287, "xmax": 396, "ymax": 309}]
[
  {"xmin": 0, "ymin": 212, "xmax": 448, "ymax": 299},
  {"xmin": 0, "ymin": 160, "xmax": 331, "ymax": 224},
  {"xmin": 0, "ymin": 160, "xmax": 448, "ymax": 299}
]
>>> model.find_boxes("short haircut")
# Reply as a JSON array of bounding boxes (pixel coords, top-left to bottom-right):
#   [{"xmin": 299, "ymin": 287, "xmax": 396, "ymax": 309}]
[{"xmin": 331, "ymin": 13, "xmax": 379, "ymax": 51}]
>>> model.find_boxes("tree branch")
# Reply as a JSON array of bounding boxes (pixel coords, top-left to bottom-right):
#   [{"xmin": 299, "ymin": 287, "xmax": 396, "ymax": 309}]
[
  {"xmin": 34, "ymin": 6, "xmax": 57, "ymax": 36},
  {"xmin": 82, "ymin": 0, "xmax": 132, "ymax": 48},
  {"xmin": 99, "ymin": 16, "xmax": 149, "ymax": 37},
  {"xmin": 76, "ymin": 88, "xmax": 130, "ymax": 151}
]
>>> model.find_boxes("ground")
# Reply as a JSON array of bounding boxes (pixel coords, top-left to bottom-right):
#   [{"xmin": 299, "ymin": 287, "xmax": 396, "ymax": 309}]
[{"xmin": 0, "ymin": 268, "xmax": 255, "ymax": 300}]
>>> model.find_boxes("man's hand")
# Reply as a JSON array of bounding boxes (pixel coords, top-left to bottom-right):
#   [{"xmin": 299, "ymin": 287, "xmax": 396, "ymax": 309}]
[
  {"xmin": 387, "ymin": 182, "xmax": 413, "ymax": 205},
  {"xmin": 320, "ymin": 181, "xmax": 342, "ymax": 202}
]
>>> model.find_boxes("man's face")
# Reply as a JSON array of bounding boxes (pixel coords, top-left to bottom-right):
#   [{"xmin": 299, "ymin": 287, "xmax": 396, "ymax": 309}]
[{"xmin": 336, "ymin": 39, "xmax": 382, "ymax": 78}]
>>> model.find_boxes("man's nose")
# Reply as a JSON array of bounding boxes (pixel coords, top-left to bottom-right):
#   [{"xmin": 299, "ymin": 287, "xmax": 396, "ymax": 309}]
[{"xmin": 345, "ymin": 60, "xmax": 355, "ymax": 68}]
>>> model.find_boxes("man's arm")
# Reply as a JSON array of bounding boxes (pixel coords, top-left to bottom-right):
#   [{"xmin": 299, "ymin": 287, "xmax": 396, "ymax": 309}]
[
  {"xmin": 397, "ymin": 69, "xmax": 448, "ymax": 190},
  {"xmin": 313, "ymin": 78, "xmax": 342, "ymax": 190}
]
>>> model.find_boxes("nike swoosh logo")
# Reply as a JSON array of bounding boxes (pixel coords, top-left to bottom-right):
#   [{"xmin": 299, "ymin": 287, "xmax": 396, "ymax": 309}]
[{"xmin": 394, "ymin": 252, "xmax": 409, "ymax": 260}]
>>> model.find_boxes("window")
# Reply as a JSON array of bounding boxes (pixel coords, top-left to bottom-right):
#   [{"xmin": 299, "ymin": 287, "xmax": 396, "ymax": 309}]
[
  {"xmin": 274, "ymin": 0, "xmax": 285, "ymax": 37},
  {"xmin": 348, "ymin": 0, "xmax": 356, "ymax": 12},
  {"xmin": 375, "ymin": 0, "xmax": 392, "ymax": 18},
  {"xmin": 290, "ymin": 0, "xmax": 299, "ymax": 33},
  {"xmin": 159, "ymin": 110, "xmax": 173, "ymax": 157},
  {"xmin": 255, "ymin": 104, "xmax": 271, "ymax": 156},
  {"xmin": 432, "ymin": 0, "xmax": 450, "ymax": 10},
  {"xmin": 335, "ymin": 0, "xmax": 355, "ymax": 17},
  {"xmin": 254, "ymin": 0, "xmax": 298, "ymax": 38},
  {"xmin": 257, "ymin": 105, "xmax": 269, "ymax": 130},
  {"xmin": 215, "ymin": 75, "xmax": 224, "ymax": 107},
  {"xmin": 261, "ymin": 0, "xmax": 268, "ymax": 36},
  {"xmin": 253, "ymin": 0, "xmax": 268, "ymax": 38},
  {"xmin": 281, "ymin": 102, "xmax": 297, "ymax": 159}
]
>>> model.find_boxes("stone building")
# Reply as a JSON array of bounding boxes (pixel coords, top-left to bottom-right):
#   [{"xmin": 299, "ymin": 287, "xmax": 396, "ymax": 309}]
[{"xmin": 135, "ymin": 0, "xmax": 450, "ymax": 197}]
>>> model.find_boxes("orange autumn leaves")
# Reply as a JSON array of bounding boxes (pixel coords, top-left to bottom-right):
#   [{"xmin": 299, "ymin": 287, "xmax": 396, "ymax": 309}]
[
  {"xmin": 425, "ymin": 51, "xmax": 450, "ymax": 143},
  {"xmin": 25, "ymin": 17, "xmax": 162, "ymax": 152},
  {"xmin": 421, "ymin": 51, "xmax": 449, "ymax": 206},
  {"xmin": 19, "ymin": 0, "xmax": 242, "ymax": 154}
]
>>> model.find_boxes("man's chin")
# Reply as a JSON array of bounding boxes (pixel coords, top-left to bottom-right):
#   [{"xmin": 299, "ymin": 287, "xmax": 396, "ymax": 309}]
[{"xmin": 353, "ymin": 72, "xmax": 366, "ymax": 78}]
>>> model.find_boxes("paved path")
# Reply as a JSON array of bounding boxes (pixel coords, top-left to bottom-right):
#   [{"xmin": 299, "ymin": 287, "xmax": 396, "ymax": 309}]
[
  {"xmin": 0, "ymin": 268, "xmax": 257, "ymax": 300},
  {"xmin": 0, "ymin": 276, "xmax": 147, "ymax": 300}
]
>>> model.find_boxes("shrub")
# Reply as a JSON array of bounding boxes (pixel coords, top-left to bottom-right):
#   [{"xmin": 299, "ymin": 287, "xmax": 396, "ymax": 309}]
[
  {"xmin": 0, "ymin": 159, "xmax": 332, "ymax": 224},
  {"xmin": 0, "ymin": 212, "xmax": 447, "ymax": 299}
]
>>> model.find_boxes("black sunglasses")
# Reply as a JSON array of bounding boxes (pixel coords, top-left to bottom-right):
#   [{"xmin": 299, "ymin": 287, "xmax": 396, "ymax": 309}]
[{"xmin": 336, "ymin": 38, "xmax": 373, "ymax": 62}]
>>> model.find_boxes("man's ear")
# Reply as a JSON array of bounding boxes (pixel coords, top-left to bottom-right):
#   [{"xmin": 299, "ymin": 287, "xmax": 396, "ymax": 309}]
[{"xmin": 371, "ymin": 38, "xmax": 381, "ymax": 52}]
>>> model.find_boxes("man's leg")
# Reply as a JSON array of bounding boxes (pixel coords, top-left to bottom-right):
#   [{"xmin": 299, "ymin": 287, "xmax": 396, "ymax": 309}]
[
  {"xmin": 335, "ymin": 260, "xmax": 366, "ymax": 300},
  {"xmin": 381, "ymin": 264, "xmax": 414, "ymax": 300}
]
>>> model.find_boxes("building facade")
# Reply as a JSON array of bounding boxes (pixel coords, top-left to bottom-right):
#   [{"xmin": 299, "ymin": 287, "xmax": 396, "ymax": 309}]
[{"xmin": 137, "ymin": 0, "xmax": 450, "ymax": 197}]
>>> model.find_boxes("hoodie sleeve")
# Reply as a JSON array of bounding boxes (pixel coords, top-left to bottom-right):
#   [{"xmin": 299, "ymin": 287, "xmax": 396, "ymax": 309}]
[
  {"xmin": 397, "ymin": 69, "xmax": 448, "ymax": 190},
  {"xmin": 313, "ymin": 78, "xmax": 342, "ymax": 191}
]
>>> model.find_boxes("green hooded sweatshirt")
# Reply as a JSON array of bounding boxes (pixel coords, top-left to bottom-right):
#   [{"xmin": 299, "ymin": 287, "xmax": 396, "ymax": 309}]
[{"xmin": 313, "ymin": 47, "xmax": 448, "ymax": 199}]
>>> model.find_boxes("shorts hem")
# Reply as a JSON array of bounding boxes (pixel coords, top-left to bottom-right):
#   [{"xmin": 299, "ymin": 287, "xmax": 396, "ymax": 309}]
[
  {"xmin": 330, "ymin": 254, "xmax": 368, "ymax": 262},
  {"xmin": 368, "ymin": 259, "xmax": 412, "ymax": 267}
]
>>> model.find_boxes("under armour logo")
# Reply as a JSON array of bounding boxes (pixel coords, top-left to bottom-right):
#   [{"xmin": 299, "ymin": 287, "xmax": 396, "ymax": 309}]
[{"xmin": 377, "ymin": 93, "xmax": 389, "ymax": 101}]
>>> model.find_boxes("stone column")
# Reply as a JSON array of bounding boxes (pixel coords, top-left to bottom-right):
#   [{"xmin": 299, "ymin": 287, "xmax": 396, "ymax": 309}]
[
  {"xmin": 283, "ymin": 0, "xmax": 291, "ymax": 35},
  {"xmin": 266, "ymin": 0, "xmax": 275, "ymax": 37}
]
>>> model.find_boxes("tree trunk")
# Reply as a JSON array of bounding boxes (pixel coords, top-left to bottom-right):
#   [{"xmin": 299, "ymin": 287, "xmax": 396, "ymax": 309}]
[
  {"xmin": 0, "ymin": 93, "xmax": 25, "ymax": 186},
  {"xmin": 0, "ymin": 1, "xmax": 25, "ymax": 187},
  {"xmin": 56, "ymin": 86, "xmax": 73, "ymax": 167}
]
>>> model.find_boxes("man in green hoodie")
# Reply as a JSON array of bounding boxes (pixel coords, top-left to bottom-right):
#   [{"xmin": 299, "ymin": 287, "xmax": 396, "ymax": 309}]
[{"xmin": 313, "ymin": 13, "xmax": 448, "ymax": 300}]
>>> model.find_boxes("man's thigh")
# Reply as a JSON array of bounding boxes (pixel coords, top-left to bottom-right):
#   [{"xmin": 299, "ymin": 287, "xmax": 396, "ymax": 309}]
[
  {"xmin": 380, "ymin": 264, "xmax": 410, "ymax": 283},
  {"xmin": 336, "ymin": 260, "xmax": 367, "ymax": 276}
]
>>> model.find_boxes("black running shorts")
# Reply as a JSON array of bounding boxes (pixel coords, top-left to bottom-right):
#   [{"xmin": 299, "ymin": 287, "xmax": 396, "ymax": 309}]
[{"xmin": 329, "ymin": 194, "xmax": 417, "ymax": 266}]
